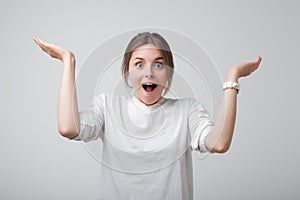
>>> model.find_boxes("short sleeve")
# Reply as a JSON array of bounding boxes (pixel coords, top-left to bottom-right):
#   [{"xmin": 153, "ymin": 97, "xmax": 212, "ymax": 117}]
[
  {"xmin": 188, "ymin": 98, "xmax": 214, "ymax": 153},
  {"xmin": 72, "ymin": 94, "xmax": 105, "ymax": 142}
]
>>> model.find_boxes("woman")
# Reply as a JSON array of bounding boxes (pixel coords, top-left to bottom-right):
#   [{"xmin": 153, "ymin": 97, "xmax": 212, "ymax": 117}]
[{"xmin": 33, "ymin": 32, "xmax": 262, "ymax": 199}]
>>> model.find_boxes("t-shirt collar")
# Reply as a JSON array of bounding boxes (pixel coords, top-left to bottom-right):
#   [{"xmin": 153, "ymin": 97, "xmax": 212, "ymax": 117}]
[{"xmin": 131, "ymin": 95, "xmax": 167, "ymax": 111}]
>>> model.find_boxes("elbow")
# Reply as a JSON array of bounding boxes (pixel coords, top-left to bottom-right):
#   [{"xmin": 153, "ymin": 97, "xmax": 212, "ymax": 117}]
[
  {"xmin": 58, "ymin": 127, "xmax": 79, "ymax": 139},
  {"xmin": 212, "ymin": 143, "xmax": 231, "ymax": 154}
]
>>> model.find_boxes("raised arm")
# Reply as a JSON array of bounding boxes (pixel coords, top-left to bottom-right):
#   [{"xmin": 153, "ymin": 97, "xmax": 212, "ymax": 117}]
[
  {"xmin": 33, "ymin": 37, "xmax": 80, "ymax": 139},
  {"xmin": 205, "ymin": 56, "xmax": 262, "ymax": 153}
]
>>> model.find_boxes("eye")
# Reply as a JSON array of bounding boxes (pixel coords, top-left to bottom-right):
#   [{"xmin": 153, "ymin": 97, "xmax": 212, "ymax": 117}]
[
  {"xmin": 153, "ymin": 62, "xmax": 163, "ymax": 69},
  {"xmin": 135, "ymin": 63, "xmax": 144, "ymax": 68}
]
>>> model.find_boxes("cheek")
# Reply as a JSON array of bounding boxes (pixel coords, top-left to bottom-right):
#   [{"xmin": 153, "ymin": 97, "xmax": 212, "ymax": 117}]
[
  {"xmin": 156, "ymin": 70, "xmax": 169, "ymax": 86},
  {"xmin": 127, "ymin": 69, "xmax": 142, "ymax": 87}
]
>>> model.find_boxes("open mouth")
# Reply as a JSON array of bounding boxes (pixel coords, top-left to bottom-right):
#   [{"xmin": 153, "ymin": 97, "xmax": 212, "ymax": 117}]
[{"xmin": 142, "ymin": 83, "xmax": 157, "ymax": 92}]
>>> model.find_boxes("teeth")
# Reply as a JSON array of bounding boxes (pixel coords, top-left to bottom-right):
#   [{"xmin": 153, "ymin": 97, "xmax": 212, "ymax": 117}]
[{"xmin": 142, "ymin": 83, "xmax": 155, "ymax": 86}]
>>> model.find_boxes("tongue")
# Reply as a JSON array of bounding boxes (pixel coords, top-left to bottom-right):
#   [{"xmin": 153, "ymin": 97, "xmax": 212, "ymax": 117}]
[{"xmin": 146, "ymin": 86, "xmax": 153, "ymax": 92}]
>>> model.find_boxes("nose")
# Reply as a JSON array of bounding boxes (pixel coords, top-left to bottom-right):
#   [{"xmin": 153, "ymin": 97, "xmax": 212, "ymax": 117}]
[{"xmin": 144, "ymin": 64, "xmax": 154, "ymax": 78}]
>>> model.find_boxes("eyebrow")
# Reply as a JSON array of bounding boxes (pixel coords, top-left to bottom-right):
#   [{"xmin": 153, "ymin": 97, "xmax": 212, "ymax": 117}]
[{"xmin": 134, "ymin": 57, "xmax": 164, "ymax": 61}]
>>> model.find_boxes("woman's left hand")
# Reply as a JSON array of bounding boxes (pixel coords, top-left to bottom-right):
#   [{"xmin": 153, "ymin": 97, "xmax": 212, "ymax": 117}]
[{"xmin": 227, "ymin": 56, "xmax": 262, "ymax": 81}]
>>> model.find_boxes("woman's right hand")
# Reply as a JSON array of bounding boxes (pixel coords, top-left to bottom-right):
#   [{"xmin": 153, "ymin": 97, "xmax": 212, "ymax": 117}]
[{"xmin": 33, "ymin": 36, "xmax": 74, "ymax": 63}]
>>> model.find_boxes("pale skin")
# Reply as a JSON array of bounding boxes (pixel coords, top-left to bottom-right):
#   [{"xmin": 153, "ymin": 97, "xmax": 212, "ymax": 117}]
[
  {"xmin": 206, "ymin": 57, "xmax": 262, "ymax": 153},
  {"xmin": 127, "ymin": 44, "xmax": 169, "ymax": 106},
  {"xmin": 33, "ymin": 37, "xmax": 80, "ymax": 138},
  {"xmin": 33, "ymin": 36, "xmax": 262, "ymax": 153}
]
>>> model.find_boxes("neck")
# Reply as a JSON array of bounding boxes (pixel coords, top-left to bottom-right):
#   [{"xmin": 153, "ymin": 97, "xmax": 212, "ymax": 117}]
[{"xmin": 134, "ymin": 94, "xmax": 163, "ymax": 106}]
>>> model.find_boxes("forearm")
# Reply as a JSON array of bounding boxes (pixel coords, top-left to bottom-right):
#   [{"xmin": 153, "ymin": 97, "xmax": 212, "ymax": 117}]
[
  {"xmin": 205, "ymin": 70, "xmax": 238, "ymax": 153},
  {"xmin": 57, "ymin": 55, "xmax": 80, "ymax": 138},
  {"xmin": 32, "ymin": 37, "xmax": 81, "ymax": 138}
]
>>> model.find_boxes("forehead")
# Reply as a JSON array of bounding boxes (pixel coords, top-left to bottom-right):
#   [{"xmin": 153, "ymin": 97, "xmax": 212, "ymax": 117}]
[{"xmin": 130, "ymin": 44, "xmax": 163, "ymax": 60}]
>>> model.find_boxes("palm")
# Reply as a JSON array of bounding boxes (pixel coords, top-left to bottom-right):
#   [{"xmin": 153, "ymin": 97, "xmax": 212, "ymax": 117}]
[
  {"xmin": 236, "ymin": 56, "xmax": 262, "ymax": 78},
  {"xmin": 33, "ymin": 36, "xmax": 72, "ymax": 62}
]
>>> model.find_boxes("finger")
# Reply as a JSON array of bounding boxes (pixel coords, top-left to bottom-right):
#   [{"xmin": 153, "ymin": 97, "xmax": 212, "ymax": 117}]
[
  {"xmin": 32, "ymin": 36, "xmax": 38, "ymax": 42},
  {"xmin": 37, "ymin": 38, "xmax": 48, "ymax": 48},
  {"xmin": 32, "ymin": 36, "xmax": 41, "ymax": 46},
  {"xmin": 33, "ymin": 36, "xmax": 46, "ymax": 49},
  {"xmin": 256, "ymin": 56, "xmax": 262, "ymax": 65},
  {"xmin": 250, "ymin": 56, "xmax": 262, "ymax": 73},
  {"xmin": 33, "ymin": 37, "xmax": 55, "ymax": 54},
  {"xmin": 255, "ymin": 56, "xmax": 262, "ymax": 69},
  {"xmin": 33, "ymin": 38, "xmax": 54, "ymax": 59},
  {"xmin": 35, "ymin": 37, "xmax": 51, "ymax": 49}
]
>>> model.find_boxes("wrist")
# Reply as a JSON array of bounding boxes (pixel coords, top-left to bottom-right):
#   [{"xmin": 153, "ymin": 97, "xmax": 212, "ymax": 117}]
[
  {"xmin": 62, "ymin": 53, "xmax": 76, "ymax": 68},
  {"xmin": 223, "ymin": 81, "xmax": 240, "ymax": 94},
  {"xmin": 226, "ymin": 67, "xmax": 239, "ymax": 82},
  {"xmin": 62, "ymin": 52, "xmax": 75, "ymax": 63}
]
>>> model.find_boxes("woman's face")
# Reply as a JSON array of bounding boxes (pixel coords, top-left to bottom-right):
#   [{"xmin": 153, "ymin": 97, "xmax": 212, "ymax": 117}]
[{"xmin": 128, "ymin": 44, "xmax": 169, "ymax": 106}]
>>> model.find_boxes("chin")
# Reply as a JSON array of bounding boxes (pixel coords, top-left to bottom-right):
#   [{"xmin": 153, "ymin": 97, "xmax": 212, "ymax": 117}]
[{"xmin": 136, "ymin": 88, "xmax": 163, "ymax": 106}]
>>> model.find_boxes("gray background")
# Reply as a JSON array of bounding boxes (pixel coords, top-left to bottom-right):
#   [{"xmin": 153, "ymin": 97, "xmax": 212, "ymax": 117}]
[{"xmin": 1, "ymin": 0, "xmax": 299, "ymax": 199}]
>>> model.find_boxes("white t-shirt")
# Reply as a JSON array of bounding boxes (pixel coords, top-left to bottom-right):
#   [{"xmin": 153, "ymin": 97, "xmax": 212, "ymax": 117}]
[{"xmin": 73, "ymin": 94, "xmax": 214, "ymax": 200}]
